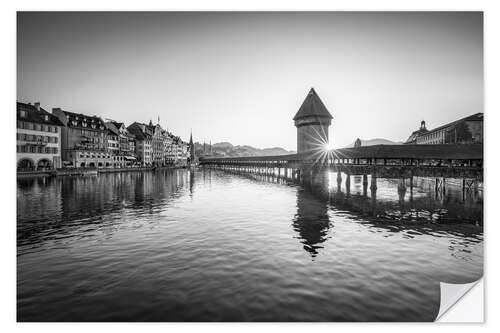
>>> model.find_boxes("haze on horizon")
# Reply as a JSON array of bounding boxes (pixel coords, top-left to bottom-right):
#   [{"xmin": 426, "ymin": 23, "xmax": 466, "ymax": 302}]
[{"xmin": 17, "ymin": 12, "xmax": 483, "ymax": 150}]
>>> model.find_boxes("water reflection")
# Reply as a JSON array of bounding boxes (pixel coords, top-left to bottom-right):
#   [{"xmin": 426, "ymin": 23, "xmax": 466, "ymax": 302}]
[
  {"xmin": 17, "ymin": 168, "xmax": 483, "ymax": 322},
  {"xmin": 17, "ymin": 170, "xmax": 189, "ymax": 251},
  {"xmin": 292, "ymin": 186, "xmax": 332, "ymax": 257},
  {"xmin": 324, "ymin": 172, "xmax": 482, "ymax": 226}
]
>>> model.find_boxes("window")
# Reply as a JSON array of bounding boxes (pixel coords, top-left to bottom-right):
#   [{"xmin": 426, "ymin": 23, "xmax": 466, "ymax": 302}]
[{"xmin": 44, "ymin": 115, "xmax": 49, "ymax": 121}]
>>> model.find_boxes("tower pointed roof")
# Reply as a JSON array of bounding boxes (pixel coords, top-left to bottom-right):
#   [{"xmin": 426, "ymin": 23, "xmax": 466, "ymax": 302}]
[
  {"xmin": 189, "ymin": 131, "xmax": 193, "ymax": 145},
  {"xmin": 293, "ymin": 88, "xmax": 333, "ymax": 121}
]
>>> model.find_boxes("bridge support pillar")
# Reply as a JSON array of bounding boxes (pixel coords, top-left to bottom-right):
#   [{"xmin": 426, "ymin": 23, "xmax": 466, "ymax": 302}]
[
  {"xmin": 336, "ymin": 171, "xmax": 342, "ymax": 192},
  {"xmin": 370, "ymin": 174, "xmax": 377, "ymax": 216},
  {"xmin": 409, "ymin": 176, "xmax": 414, "ymax": 202},
  {"xmin": 309, "ymin": 166, "xmax": 331, "ymax": 198},
  {"xmin": 370, "ymin": 173, "xmax": 377, "ymax": 192},
  {"xmin": 398, "ymin": 178, "xmax": 407, "ymax": 207},
  {"xmin": 362, "ymin": 174, "xmax": 368, "ymax": 196},
  {"xmin": 345, "ymin": 173, "xmax": 351, "ymax": 196}
]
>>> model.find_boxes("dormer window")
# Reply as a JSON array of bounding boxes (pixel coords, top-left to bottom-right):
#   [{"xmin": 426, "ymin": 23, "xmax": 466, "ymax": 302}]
[{"xmin": 20, "ymin": 110, "xmax": 27, "ymax": 118}]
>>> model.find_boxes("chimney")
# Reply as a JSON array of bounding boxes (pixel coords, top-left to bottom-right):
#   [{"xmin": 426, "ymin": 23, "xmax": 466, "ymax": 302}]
[{"xmin": 34, "ymin": 102, "xmax": 40, "ymax": 111}]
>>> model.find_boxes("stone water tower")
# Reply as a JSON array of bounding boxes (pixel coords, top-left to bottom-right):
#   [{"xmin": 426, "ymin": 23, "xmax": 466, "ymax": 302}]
[{"xmin": 293, "ymin": 88, "xmax": 333, "ymax": 154}]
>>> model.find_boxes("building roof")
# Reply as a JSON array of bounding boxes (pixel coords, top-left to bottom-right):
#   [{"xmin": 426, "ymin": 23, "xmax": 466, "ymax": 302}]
[
  {"xmin": 104, "ymin": 121, "xmax": 120, "ymax": 136},
  {"xmin": 426, "ymin": 113, "xmax": 483, "ymax": 134},
  {"xmin": 405, "ymin": 128, "xmax": 429, "ymax": 143},
  {"xmin": 127, "ymin": 122, "xmax": 152, "ymax": 140},
  {"xmin": 17, "ymin": 102, "xmax": 64, "ymax": 127},
  {"xmin": 52, "ymin": 108, "xmax": 106, "ymax": 130},
  {"xmin": 335, "ymin": 144, "xmax": 483, "ymax": 160},
  {"xmin": 200, "ymin": 144, "xmax": 483, "ymax": 162},
  {"xmin": 293, "ymin": 88, "xmax": 333, "ymax": 121},
  {"xmin": 109, "ymin": 121, "xmax": 125, "ymax": 130},
  {"xmin": 406, "ymin": 113, "xmax": 484, "ymax": 143}
]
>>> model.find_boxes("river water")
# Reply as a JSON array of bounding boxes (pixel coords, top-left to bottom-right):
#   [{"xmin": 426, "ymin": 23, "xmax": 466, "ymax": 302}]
[{"xmin": 17, "ymin": 168, "xmax": 483, "ymax": 321}]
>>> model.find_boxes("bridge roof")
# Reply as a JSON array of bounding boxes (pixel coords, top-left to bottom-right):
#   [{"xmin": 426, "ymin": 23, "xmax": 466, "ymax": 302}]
[
  {"xmin": 293, "ymin": 88, "xmax": 333, "ymax": 120},
  {"xmin": 200, "ymin": 144, "xmax": 483, "ymax": 162},
  {"xmin": 334, "ymin": 144, "xmax": 483, "ymax": 160}
]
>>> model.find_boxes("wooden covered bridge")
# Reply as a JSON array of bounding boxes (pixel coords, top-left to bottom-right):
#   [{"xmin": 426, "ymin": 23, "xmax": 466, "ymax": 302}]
[{"xmin": 198, "ymin": 88, "xmax": 483, "ymax": 196}]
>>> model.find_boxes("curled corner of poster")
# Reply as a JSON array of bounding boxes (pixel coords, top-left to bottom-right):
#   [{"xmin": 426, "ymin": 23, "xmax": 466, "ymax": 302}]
[{"xmin": 436, "ymin": 278, "xmax": 484, "ymax": 322}]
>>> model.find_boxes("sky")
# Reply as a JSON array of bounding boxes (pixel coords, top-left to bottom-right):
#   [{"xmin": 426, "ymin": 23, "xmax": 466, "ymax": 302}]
[{"xmin": 17, "ymin": 12, "xmax": 483, "ymax": 150}]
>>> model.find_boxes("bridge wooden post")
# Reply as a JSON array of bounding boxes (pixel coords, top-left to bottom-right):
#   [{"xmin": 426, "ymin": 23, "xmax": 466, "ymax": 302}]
[
  {"xmin": 284, "ymin": 167, "xmax": 288, "ymax": 179},
  {"xmin": 370, "ymin": 173, "xmax": 377, "ymax": 216},
  {"xmin": 345, "ymin": 173, "xmax": 351, "ymax": 196},
  {"xmin": 336, "ymin": 171, "xmax": 342, "ymax": 192},
  {"xmin": 362, "ymin": 174, "xmax": 368, "ymax": 196},
  {"xmin": 398, "ymin": 178, "xmax": 407, "ymax": 210},
  {"xmin": 409, "ymin": 175, "xmax": 414, "ymax": 202},
  {"xmin": 370, "ymin": 172, "xmax": 377, "ymax": 192}
]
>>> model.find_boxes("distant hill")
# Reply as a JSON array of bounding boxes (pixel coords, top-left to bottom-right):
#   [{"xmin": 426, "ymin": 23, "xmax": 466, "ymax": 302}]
[
  {"xmin": 195, "ymin": 142, "xmax": 294, "ymax": 158},
  {"xmin": 344, "ymin": 138, "xmax": 403, "ymax": 148}
]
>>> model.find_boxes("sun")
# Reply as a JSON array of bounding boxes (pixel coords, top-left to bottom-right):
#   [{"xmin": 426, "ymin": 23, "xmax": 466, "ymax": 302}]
[{"xmin": 324, "ymin": 141, "xmax": 335, "ymax": 151}]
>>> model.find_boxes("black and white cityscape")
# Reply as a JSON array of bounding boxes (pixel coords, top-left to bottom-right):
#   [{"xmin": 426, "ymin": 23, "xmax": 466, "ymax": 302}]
[{"xmin": 17, "ymin": 12, "xmax": 483, "ymax": 322}]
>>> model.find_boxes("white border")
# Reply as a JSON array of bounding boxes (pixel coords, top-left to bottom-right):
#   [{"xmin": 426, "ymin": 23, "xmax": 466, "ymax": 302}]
[{"xmin": 2, "ymin": 0, "xmax": 498, "ymax": 331}]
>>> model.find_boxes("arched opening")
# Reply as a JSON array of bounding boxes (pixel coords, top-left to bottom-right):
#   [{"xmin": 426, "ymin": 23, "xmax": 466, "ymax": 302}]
[
  {"xmin": 80, "ymin": 162, "xmax": 86, "ymax": 168},
  {"xmin": 98, "ymin": 162, "xmax": 103, "ymax": 168},
  {"xmin": 36, "ymin": 159, "xmax": 52, "ymax": 171},
  {"xmin": 17, "ymin": 158, "xmax": 35, "ymax": 172},
  {"xmin": 88, "ymin": 162, "xmax": 95, "ymax": 168},
  {"xmin": 106, "ymin": 162, "xmax": 111, "ymax": 167}
]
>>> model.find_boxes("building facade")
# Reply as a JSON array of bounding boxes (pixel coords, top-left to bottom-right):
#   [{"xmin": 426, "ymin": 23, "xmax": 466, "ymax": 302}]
[
  {"xmin": 17, "ymin": 102, "xmax": 63, "ymax": 171},
  {"xmin": 405, "ymin": 113, "xmax": 483, "ymax": 145},
  {"xmin": 127, "ymin": 122, "xmax": 153, "ymax": 166},
  {"xmin": 53, "ymin": 108, "xmax": 112, "ymax": 168}
]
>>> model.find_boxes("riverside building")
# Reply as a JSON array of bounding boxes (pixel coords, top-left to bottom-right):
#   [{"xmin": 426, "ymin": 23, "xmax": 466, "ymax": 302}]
[
  {"xmin": 53, "ymin": 108, "xmax": 112, "ymax": 168},
  {"xmin": 405, "ymin": 113, "xmax": 484, "ymax": 145},
  {"xmin": 17, "ymin": 102, "xmax": 63, "ymax": 171},
  {"xmin": 106, "ymin": 121, "xmax": 137, "ymax": 167},
  {"xmin": 127, "ymin": 122, "xmax": 153, "ymax": 167}
]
